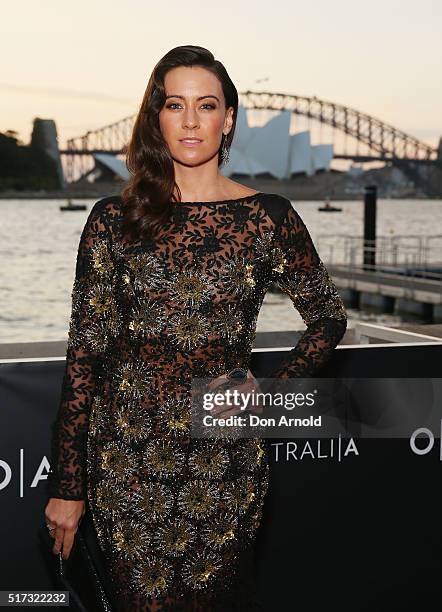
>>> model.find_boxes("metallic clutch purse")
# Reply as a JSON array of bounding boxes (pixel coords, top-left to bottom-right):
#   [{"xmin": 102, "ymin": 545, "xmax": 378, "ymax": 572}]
[{"xmin": 41, "ymin": 508, "xmax": 116, "ymax": 612}]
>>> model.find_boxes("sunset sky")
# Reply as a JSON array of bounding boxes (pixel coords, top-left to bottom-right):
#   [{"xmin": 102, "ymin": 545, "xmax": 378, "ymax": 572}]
[{"xmin": 1, "ymin": 0, "xmax": 441, "ymax": 149}]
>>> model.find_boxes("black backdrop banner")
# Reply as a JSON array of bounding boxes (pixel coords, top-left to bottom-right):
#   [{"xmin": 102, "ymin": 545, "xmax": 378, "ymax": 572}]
[{"xmin": 1, "ymin": 343, "xmax": 442, "ymax": 611}]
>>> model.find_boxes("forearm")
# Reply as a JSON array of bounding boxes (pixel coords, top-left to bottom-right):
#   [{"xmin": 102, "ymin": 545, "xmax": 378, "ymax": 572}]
[
  {"xmin": 259, "ymin": 317, "xmax": 346, "ymax": 400},
  {"xmin": 47, "ymin": 199, "xmax": 118, "ymax": 500},
  {"xmin": 46, "ymin": 342, "xmax": 98, "ymax": 500},
  {"xmin": 268, "ymin": 317, "xmax": 347, "ymax": 379}
]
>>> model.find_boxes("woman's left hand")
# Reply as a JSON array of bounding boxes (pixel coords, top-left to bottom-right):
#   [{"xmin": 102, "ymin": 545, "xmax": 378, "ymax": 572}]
[{"xmin": 206, "ymin": 369, "xmax": 263, "ymax": 418}]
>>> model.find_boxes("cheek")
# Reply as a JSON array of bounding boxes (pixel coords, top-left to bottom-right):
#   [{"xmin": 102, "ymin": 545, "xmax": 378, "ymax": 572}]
[
  {"xmin": 205, "ymin": 114, "xmax": 225, "ymax": 135},
  {"xmin": 158, "ymin": 111, "xmax": 176, "ymax": 139}
]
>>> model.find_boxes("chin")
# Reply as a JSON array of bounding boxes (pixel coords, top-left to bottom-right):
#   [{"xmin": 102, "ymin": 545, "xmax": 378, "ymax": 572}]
[
  {"xmin": 173, "ymin": 151, "xmax": 217, "ymax": 167},
  {"xmin": 177, "ymin": 158, "xmax": 209, "ymax": 168}
]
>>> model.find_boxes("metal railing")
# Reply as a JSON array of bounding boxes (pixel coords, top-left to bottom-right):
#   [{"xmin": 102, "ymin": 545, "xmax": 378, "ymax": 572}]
[
  {"xmin": 318, "ymin": 234, "xmax": 442, "ymax": 278},
  {"xmin": 351, "ymin": 322, "xmax": 442, "ymax": 345},
  {"xmin": 1, "ymin": 323, "xmax": 441, "ymax": 361}
]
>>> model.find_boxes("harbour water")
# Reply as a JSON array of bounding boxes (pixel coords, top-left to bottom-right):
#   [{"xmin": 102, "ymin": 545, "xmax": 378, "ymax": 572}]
[{"xmin": 1, "ymin": 198, "xmax": 441, "ymax": 343}]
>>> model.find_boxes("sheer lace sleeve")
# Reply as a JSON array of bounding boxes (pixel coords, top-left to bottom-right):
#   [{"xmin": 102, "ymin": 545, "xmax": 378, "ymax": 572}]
[
  {"xmin": 46, "ymin": 199, "xmax": 119, "ymax": 500},
  {"xmin": 266, "ymin": 203, "xmax": 347, "ymax": 380}
]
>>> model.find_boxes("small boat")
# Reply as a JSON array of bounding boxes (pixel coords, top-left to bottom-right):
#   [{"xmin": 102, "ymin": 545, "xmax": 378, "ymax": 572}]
[
  {"xmin": 318, "ymin": 199, "xmax": 342, "ymax": 212},
  {"xmin": 60, "ymin": 199, "xmax": 87, "ymax": 211}
]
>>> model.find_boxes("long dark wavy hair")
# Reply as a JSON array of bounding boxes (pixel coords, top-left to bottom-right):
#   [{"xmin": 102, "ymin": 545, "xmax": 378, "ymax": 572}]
[{"xmin": 120, "ymin": 45, "xmax": 239, "ymax": 242}]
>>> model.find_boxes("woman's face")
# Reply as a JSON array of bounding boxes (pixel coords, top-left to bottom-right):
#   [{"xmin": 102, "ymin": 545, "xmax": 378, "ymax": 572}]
[{"xmin": 158, "ymin": 65, "xmax": 233, "ymax": 167}]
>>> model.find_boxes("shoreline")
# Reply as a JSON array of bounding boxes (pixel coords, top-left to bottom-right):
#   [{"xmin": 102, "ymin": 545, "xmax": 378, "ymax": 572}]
[
  {"xmin": 0, "ymin": 194, "xmax": 435, "ymax": 200},
  {"xmin": 0, "ymin": 170, "xmax": 435, "ymax": 201},
  {"xmin": 0, "ymin": 188, "xmax": 434, "ymax": 201}
]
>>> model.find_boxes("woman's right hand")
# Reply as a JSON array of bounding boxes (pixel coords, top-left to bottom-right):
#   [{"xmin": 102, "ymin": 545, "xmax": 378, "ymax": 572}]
[{"xmin": 44, "ymin": 498, "xmax": 85, "ymax": 560}]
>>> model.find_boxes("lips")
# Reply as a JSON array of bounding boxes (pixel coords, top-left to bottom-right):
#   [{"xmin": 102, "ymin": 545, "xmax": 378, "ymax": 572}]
[{"xmin": 179, "ymin": 138, "xmax": 203, "ymax": 148}]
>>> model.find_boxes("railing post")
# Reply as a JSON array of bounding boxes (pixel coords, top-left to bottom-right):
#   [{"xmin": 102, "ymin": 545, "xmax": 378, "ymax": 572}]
[
  {"xmin": 363, "ymin": 185, "xmax": 377, "ymax": 270},
  {"xmin": 392, "ymin": 241, "xmax": 398, "ymax": 267}
]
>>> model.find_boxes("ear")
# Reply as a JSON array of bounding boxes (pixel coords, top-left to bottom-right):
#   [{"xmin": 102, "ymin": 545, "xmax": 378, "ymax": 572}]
[{"xmin": 224, "ymin": 106, "xmax": 234, "ymax": 135}]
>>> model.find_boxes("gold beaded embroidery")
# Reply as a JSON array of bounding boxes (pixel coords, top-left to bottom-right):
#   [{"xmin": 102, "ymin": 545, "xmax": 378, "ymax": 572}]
[
  {"xmin": 100, "ymin": 440, "xmax": 138, "ymax": 481},
  {"xmin": 213, "ymin": 303, "xmax": 244, "ymax": 342},
  {"xmin": 167, "ymin": 308, "xmax": 211, "ymax": 351},
  {"xmin": 143, "ymin": 439, "xmax": 186, "ymax": 477},
  {"xmin": 187, "ymin": 442, "xmax": 230, "ymax": 479},
  {"xmin": 113, "ymin": 517, "xmax": 152, "ymax": 560},
  {"xmin": 276, "ymin": 261, "xmax": 347, "ymax": 325},
  {"xmin": 114, "ymin": 361, "xmax": 154, "ymax": 400},
  {"xmin": 181, "ymin": 550, "xmax": 223, "ymax": 590},
  {"xmin": 128, "ymin": 296, "xmax": 167, "ymax": 339},
  {"xmin": 153, "ymin": 517, "xmax": 196, "ymax": 557},
  {"xmin": 131, "ymin": 482, "xmax": 174, "ymax": 522},
  {"xmin": 132, "ymin": 556, "xmax": 174, "ymax": 599},
  {"xmin": 177, "ymin": 480, "xmax": 221, "ymax": 520},
  {"xmin": 200, "ymin": 511, "xmax": 238, "ymax": 548},
  {"xmin": 168, "ymin": 267, "xmax": 213, "ymax": 307},
  {"xmin": 114, "ymin": 402, "xmax": 153, "ymax": 443},
  {"xmin": 156, "ymin": 396, "xmax": 192, "ymax": 439},
  {"xmin": 50, "ymin": 194, "xmax": 347, "ymax": 608},
  {"xmin": 222, "ymin": 257, "xmax": 256, "ymax": 296}
]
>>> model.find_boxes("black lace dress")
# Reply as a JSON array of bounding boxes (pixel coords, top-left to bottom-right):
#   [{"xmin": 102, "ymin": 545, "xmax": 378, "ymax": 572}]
[{"xmin": 47, "ymin": 191, "xmax": 347, "ymax": 611}]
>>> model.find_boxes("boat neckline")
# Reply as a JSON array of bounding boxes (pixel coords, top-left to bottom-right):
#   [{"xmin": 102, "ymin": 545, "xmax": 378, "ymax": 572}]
[{"xmin": 173, "ymin": 191, "xmax": 264, "ymax": 205}]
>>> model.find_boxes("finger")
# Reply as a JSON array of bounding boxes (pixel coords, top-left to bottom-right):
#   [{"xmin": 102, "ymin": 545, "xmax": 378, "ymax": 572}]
[
  {"xmin": 211, "ymin": 380, "xmax": 248, "ymax": 400},
  {"xmin": 53, "ymin": 527, "xmax": 65, "ymax": 555},
  {"xmin": 211, "ymin": 389, "xmax": 250, "ymax": 415},
  {"xmin": 45, "ymin": 519, "xmax": 57, "ymax": 539},
  {"xmin": 209, "ymin": 379, "xmax": 257, "ymax": 415},
  {"xmin": 61, "ymin": 529, "xmax": 76, "ymax": 560},
  {"xmin": 211, "ymin": 404, "xmax": 225, "ymax": 417},
  {"xmin": 209, "ymin": 368, "xmax": 253, "ymax": 391},
  {"xmin": 207, "ymin": 374, "xmax": 228, "ymax": 391},
  {"xmin": 215, "ymin": 405, "xmax": 246, "ymax": 419},
  {"xmin": 216, "ymin": 394, "xmax": 261, "ymax": 416},
  {"xmin": 212, "ymin": 400, "xmax": 236, "ymax": 416},
  {"xmin": 206, "ymin": 375, "xmax": 221, "ymax": 390},
  {"xmin": 213, "ymin": 404, "xmax": 246, "ymax": 417}
]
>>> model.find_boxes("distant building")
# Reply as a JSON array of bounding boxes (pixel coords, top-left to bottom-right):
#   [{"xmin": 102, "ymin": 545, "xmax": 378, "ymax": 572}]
[
  {"xmin": 223, "ymin": 105, "xmax": 333, "ymax": 179},
  {"xmin": 87, "ymin": 153, "xmax": 130, "ymax": 182},
  {"xmin": 86, "ymin": 104, "xmax": 334, "ymax": 183},
  {"xmin": 31, "ymin": 118, "xmax": 64, "ymax": 187},
  {"xmin": 0, "ymin": 120, "xmax": 62, "ymax": 191}
]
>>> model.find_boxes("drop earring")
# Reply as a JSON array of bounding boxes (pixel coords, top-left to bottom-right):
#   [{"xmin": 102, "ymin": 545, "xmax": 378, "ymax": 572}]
[{"xmin": 221, "ymin": 133, "xmax": 230, "ymax": 165}]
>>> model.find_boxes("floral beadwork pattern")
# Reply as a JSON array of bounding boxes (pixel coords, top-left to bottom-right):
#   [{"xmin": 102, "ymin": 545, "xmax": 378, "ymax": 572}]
[
  {"xmin": 47, "ymin": 192, "xmax": 347, "ymax": 610},
  {"xmin": 268, "ymin": 203, "xmax": 347, "ymax": 380}
]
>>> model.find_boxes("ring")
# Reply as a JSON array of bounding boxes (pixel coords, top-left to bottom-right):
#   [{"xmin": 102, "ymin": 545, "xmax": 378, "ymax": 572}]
[
  {"xmin": 226, "ymin": 367, "xmax": 248, "ymax": 381},
  {"xmin": 46, "ymin": 523, "xmax": 55, "ymax": 532}
]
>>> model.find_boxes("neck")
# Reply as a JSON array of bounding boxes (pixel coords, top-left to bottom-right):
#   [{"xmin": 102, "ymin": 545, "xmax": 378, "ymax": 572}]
[{"xmin": 173, "ymin": 158, "xmax": 226, "ymax": 201}]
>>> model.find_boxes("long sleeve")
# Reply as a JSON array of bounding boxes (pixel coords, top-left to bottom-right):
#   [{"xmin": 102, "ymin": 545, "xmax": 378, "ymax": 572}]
[
  {"xmin": 266, "ymin": 203, "xmax": 347, "ymax": 381},
  {"xmin": 46, "ymin": 200, "xmax": 120, "ymax": 500}
]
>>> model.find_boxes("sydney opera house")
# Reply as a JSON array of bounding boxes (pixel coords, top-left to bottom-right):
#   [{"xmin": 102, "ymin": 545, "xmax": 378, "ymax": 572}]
[
  {"xmin": 224, "ymin": 105, "xmax": 333, "ymax": 179},
  {"xmin": 91, "ymin": 104, "xmax": 333, "ymax": 182}
]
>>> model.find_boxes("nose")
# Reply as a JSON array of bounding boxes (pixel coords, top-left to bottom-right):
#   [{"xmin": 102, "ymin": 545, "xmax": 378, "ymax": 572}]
[{"xmin": 182, "ymin": 107, "xmax": 199, "ymax": 130}]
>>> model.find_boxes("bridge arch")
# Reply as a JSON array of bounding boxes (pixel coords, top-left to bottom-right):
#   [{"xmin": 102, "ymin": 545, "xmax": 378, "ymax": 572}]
[{"xmin": 62, "ymin": 91, "xmax": 438, "ymax": 181}]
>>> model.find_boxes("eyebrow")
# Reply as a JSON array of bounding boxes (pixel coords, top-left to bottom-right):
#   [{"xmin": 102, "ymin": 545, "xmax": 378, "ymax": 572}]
[{"xmin": 165, "ymin": 95, "xmax": 220, "ymax": 102}]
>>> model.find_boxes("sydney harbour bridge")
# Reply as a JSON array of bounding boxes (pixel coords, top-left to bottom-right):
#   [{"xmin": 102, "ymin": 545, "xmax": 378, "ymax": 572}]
[{"xmin": 59, "ymin": 90, "xmax": 440, "ymax": 184}]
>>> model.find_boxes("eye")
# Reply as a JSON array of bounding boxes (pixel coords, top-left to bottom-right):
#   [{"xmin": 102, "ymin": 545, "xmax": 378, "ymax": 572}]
[{"xmin": 165, "ymin": 102, "xmax": 216, "ymax": 110}]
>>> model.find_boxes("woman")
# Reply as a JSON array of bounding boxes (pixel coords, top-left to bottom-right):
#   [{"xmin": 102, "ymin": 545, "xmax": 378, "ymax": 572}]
[{"xmin": 44, "ymin": 45, "xmax": 347, "ymax": 611}]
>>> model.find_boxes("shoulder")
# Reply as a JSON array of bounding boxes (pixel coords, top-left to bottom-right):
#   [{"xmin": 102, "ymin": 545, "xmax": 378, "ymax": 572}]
[
  {"xmin": 257, "ymin": 192, "xmax": 296, "ymax": 225},
  {"xmin": 84, "ymin": 194, "xmax": 123, "ymax": 234},
  {"xmin": 90, "ymin": 194, "xmax": 123, "ymax": 218}
]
